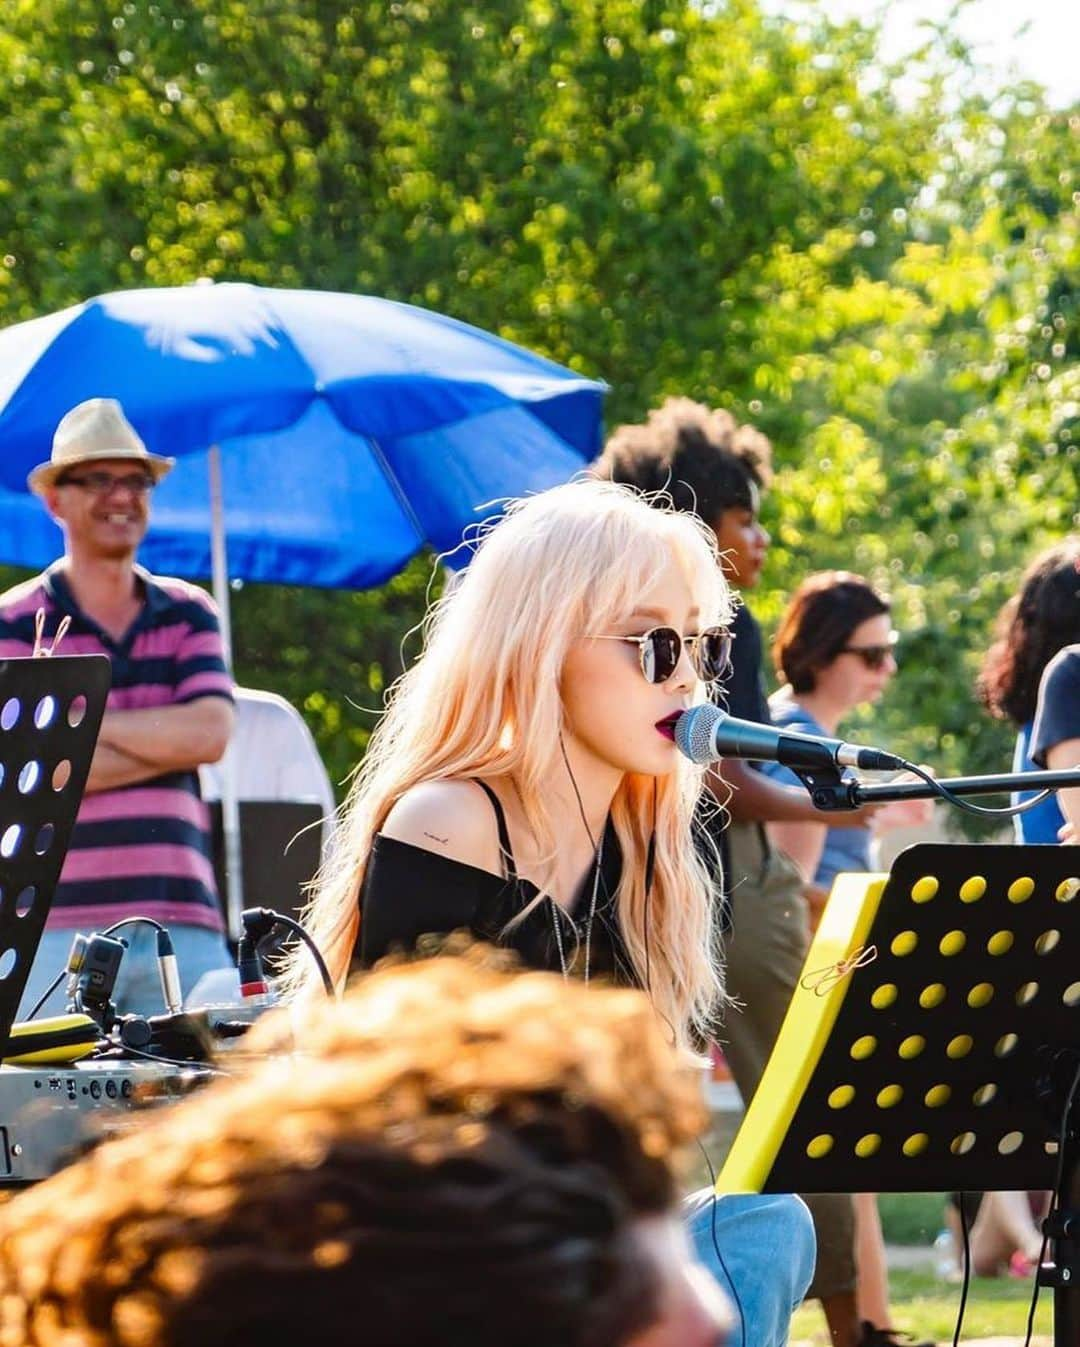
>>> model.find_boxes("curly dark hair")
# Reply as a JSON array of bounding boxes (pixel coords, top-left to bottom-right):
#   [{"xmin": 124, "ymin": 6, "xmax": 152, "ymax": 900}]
[
  {"xmin": 772, "ymin": 572, "xmax": 891, "ymax": 693},
  {"xmin": 977, "ymin": 538, "xmax": 1080, "ymax": 726},
  {"xmin": 594, "ymin": 396, "xmax": 773, "ymax": 523},
  {"xmin": 0, "ymin": 953, "xmax": 706, "ymax": 1347}
]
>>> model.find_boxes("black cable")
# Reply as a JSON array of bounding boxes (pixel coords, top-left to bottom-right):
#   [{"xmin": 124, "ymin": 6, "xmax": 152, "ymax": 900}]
[
  {"xmin": 1023, "ymin": 1059, "xmax": 1080, "ymax": 1347},
  {"xmin": 639, "ymin": 788, "xmax": 677, "ymax": 1048},
  {"xmin": 101, "ymin": 917, "xmax": 166, "ymax": 935},
  {"xmin": 1006, "ymin": 789, "xmax": 1055, "ymax": 815},
  {"xmin": 643, "ymin": 778, "xmax": 658, "ymax": 994},
  {"xmin": 638, "ymin": 813, "xmax": 744, "ymax": 1343},
  {"xmin": 893, "ymin": 760, "xmax": 1054, "ymax": 819},
  {"xmin": 24, "ymin": 917, "xmax": 171, "ymax": 1020},
  {"xmin": 952, "ymin": 1192, "xmax": 972, "ymax": 1347},
  {"xmin": 243, "ymin": 909, "xmax": 335, "ymax": 998},
  {"xmin": 643, "ymin": 856, "xmax": 653, "ymax": 998},
  {"xmin": 633, "ymin": 779, "xmax": 740, "ymax": 1339},
  {"xmin": 695, "ymin": 1137, "xmax": 747, "ymax": 1347},
  {"xmin": 556, "ymin": 732, "xmax": 606, "ymax": 969},
  {"xmin": 25, "ymin": 970, "xmax": 66, "ymax": 1021},
  {"xmin": 558, "ymin": 735, "xmax": 599, "ymax": 853},
  {"xmin": 560, "ymin": 745, "xmax": 740, "ymax": 1340},
  {"xmin": 115, "ymin": 1041, "xmax": 231, "ymax": 1076},
  {"xmin": 1022, "ymin": 1224, "xmax": 1050, "ymax": 1347}
]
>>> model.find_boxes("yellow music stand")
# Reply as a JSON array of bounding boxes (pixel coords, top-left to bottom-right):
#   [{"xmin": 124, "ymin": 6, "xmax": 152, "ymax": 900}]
[
  {"xmin": 720, "ymin": 841, "xmax": 1080, "ymax": 1194},
  {"xmin": 718, "ymin": 842, "xmax": 1080, "ymax": 1344}
]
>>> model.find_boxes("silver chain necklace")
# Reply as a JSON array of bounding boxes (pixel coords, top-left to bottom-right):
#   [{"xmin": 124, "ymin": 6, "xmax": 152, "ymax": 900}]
[{"xmin": 550, "ymin": 828, "xmax": 605, "ymax": 983}]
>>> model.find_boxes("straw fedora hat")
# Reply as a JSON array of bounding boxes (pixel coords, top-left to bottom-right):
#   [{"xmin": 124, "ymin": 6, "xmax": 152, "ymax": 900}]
[{"xmin": 28, "ymin": 398, "xmax": 175, "ymax": 495}]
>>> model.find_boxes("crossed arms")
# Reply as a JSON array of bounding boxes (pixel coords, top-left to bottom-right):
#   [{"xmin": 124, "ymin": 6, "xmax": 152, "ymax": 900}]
[{"xmin": 87, "ymin": 697, "xmax": 234, "ymax": 791}]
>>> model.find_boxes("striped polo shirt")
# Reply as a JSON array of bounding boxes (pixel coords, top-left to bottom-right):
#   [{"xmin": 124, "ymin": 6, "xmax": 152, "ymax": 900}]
[{"xmin": 0, "ymin": 563, "xmax": 234, "ymax": 933}]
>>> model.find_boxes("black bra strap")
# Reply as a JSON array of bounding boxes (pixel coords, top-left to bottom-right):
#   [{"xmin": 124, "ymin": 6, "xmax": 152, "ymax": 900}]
[{"xmin": 473, "ymin": 779, "xmax": 518, "ymax": 880}]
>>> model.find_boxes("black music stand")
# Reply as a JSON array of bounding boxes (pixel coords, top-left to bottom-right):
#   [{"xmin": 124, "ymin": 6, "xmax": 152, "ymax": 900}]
[
  {"xmin": 718, "ymin": 843, "xmax": 1080, "ymax": 1346},
  {"xmin": 0, "ymin": 656, "xmax": 110, "ymax": 1054}
]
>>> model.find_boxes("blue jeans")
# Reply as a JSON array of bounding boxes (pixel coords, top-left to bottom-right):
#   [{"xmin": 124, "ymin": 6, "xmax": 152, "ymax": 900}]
[
  {"xmin": 685, "ymin": 1188, "xmax": 815, "ymax": 1347},
  {"xmin": 17, "ymin": 923, "xmax": 235, "ymax": 1020}
]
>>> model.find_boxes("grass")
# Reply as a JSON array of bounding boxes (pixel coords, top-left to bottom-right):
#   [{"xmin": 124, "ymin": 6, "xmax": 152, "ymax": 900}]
[
  {"xmin": 789, "ymin": 1267, "xmax": 1053, "ymax": 1343},
  {"xmin": 692, "ymin": 1124, "xmax": 1054, "ymax": 1341},
  {"xmin": 878, "ymin": 1192, "xmax": 946, "ymax": 1245}
]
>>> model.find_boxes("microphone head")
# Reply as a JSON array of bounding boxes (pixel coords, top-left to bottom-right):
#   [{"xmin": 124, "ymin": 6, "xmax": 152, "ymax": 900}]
[{"xmin": 674, "ymin": 704, "xmax": 723, "ymax": 765}]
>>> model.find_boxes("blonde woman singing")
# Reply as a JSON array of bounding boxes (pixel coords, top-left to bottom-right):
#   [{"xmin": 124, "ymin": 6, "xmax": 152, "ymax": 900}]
[{"xmin": 292, "ymin": 479, "xmax": 814, "ymax": 1347}]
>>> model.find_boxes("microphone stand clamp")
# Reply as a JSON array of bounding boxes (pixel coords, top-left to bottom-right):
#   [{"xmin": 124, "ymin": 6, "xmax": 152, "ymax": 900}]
[{"xmin": 790, "ymin": 763, "xmax": 860, "ymax": 812}]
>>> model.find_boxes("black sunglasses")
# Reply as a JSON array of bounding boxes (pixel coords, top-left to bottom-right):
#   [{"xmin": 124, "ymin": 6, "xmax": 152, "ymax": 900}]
[
  {"xmin": 590, "ymin": 625, "xmax": 733, "ymax": 684},
  {"xmin": 839, "ymin": 642, "xmax": 897, "ymax": 671}
]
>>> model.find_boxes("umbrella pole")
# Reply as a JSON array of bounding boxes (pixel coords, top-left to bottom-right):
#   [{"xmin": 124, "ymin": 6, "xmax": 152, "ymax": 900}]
[{"xmin": 209, "ymin": 445, "xmax": 244, "ymax": 943}]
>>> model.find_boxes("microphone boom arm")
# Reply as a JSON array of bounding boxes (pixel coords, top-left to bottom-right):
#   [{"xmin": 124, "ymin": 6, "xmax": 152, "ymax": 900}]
[{"xmin": 797, "ymin": 767, "xmax": 1080, "ymax": 813}]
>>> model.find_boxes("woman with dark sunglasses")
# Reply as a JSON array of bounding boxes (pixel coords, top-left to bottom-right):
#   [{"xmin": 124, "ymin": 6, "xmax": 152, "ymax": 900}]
[
  {"xmin": 762, "ymin": 570, "xmax": 932, "ymax": 1347},
  {"xmin": 762, "ymin": 572, "xmax": 913, "ymax": 912},
  {"xmin": 287, "ymin": 477, "xmax": 815, "ymax": 1347}
]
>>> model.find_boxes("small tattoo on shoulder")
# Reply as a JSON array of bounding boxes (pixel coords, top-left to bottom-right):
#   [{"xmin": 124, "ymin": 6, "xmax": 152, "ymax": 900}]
[{"xmin": 424, "ymin": 831, "xmax": 449, "ymax": 845}]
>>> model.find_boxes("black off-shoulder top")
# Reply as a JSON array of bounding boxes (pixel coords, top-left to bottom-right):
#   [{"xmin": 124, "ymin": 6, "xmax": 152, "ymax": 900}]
[{"xmin": 353, "ymin": 782, "xmax": 637, "ymax": 986}]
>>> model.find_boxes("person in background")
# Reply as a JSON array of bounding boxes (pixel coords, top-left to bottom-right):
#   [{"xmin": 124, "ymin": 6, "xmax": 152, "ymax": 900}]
[
  {"xmin": 977, "ymin": 538, "xmax": 1080, "ymax": 842},
  {"xmin": 764, "ymin": 572, "xmax": 931, "ymax": 928},
  {"xmin": 763, "ymin": 572, "xmax": 934, "ymax": 1347},
  {"xmin": 969, "ymin": 548, "xmax": 1080, "ymax": 1280},
  {"xmin": 0, "ymin": 953, "xmax": 731, "ymax": 1347},
  {"xmin": 291, "ymin": 478, "xmax": 815, "ymax": 1347},
  {"xmin": 1030, "ymin": 641, "xmax": 1080, "ymax": 841},
  {"xmin": 942, "ymin": 1191, "xmax": 1052, "ymax": 1280},
  {"xmin": 0, "ymin": 398, "xmax": 235, "ymax": 1016},
  {"xmin": 595, "ymin": 399, "xmax": 872, "ymax": 1347}
]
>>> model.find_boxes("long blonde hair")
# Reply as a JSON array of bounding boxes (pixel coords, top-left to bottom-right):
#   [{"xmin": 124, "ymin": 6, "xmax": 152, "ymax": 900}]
[{"xmin": 288, "ymin": 479, "xmax": 733, "ymax": 1046}]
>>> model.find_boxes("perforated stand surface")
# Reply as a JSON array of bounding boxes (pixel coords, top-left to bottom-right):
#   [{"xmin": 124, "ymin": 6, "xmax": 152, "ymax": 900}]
[
  {"xmin": 0, "ymin": 656, "xmax": 110, "ymax": 1049},
  {"xmin": 759, "ymin": 843, "xmax": 1080, "ymax": 1195}
]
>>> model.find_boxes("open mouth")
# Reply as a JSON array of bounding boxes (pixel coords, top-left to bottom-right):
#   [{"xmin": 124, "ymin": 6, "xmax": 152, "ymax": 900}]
[{"xmin": 655, "ymin": 712, "xmax": 682, "ymax": 741}]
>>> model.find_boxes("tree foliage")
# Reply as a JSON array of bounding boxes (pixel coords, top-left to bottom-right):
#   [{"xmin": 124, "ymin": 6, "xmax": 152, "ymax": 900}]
[{"xmin": 0, "ymin": 0, "xmax": 1076, "ymax": 810}]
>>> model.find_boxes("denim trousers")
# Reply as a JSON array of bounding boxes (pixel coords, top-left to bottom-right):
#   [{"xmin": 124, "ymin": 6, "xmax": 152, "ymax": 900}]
[
  {"xmin": 685, "ymin": 1187, "xmax": 816, "ymax": 1347},
  {"xmin": 17, "ymin": 922, "xmax": 235, "ymax": 1020}
]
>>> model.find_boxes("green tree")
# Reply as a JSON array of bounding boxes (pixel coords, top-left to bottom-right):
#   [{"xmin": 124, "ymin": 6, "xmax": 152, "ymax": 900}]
[
  {"xmin": 0, "ymin": 0, "xmax": 1075, "ymax": 810},
  {"xmin": 747, "ymin": 89, "xmax": 1079, "ymax": 812}
]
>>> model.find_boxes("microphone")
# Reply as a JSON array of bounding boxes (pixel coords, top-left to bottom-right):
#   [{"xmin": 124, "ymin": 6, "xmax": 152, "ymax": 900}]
[
  {"xmin": 156, "ymin": 928, "xmax": 183, "ymax": 1015},
  {"xmin": 675, "ymin": 704, "xmax": 905, "ymax": 771},
  {"xmin": 237, "ymin": 934, "xmax": 269, "ymax": 1001}
]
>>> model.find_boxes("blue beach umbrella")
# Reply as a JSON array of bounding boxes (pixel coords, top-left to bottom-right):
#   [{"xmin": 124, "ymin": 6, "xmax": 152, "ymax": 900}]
[
  {"xmin": 0, "ymin": 282, "xmax": 606, "ymax": 591},
  {"xmin": 0, "ymin": 282, "xmax": 606, "ymax": 933}
]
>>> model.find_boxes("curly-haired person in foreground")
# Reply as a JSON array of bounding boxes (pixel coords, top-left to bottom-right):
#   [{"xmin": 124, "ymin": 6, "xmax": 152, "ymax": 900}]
[{"xmin": 0, "ymin": 952, "xmax": 731, "ymax": 1347}]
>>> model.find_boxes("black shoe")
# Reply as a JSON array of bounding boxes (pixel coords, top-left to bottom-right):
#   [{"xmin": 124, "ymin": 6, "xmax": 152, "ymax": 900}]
[{"xmin": 856, "ymin": 1322, "xmax": 934, "ymax": 1347}]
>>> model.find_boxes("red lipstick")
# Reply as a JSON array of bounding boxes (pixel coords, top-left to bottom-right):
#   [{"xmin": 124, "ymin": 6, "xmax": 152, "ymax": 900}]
[{"xmin": 655, "ymin": 712, "xmax": 681, "ymax": 741}]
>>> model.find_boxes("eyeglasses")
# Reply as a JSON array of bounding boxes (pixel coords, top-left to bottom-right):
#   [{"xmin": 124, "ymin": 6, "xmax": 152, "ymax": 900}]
[
  {"xmin": 588, "ymin": 626, "xmax": 733, "ymax": 684},
  {"xmin": 57, "ymin": 471, "xmax": 156, "ymax": 496},
  {"xmin": 839, "ymin": 637, "xmax": 898, "ymax": 671}
]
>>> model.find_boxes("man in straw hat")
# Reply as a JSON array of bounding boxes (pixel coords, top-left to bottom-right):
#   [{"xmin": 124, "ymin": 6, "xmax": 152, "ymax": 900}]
[{"xmin": 0, "ymin": 397, "xmax": 236, "ymax": 1015}]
